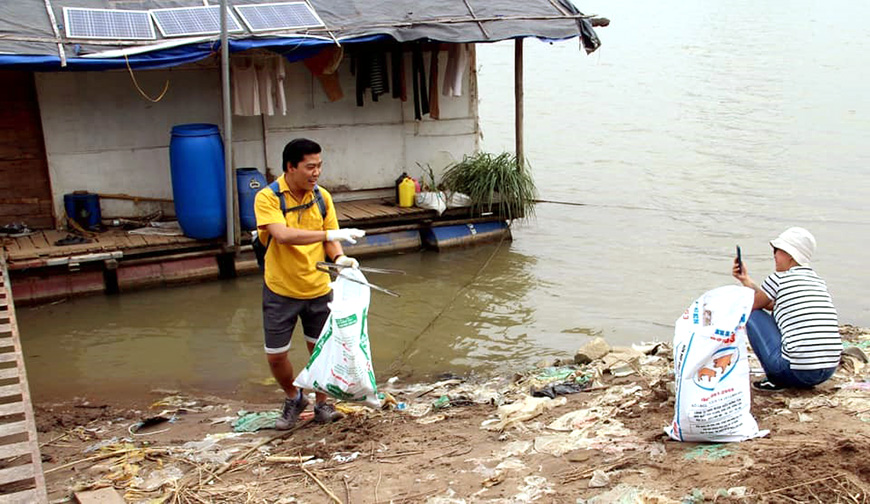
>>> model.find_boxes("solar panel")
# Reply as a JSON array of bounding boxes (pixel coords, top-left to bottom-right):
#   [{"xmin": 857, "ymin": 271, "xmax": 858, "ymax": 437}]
[
  {"xmin": 63, "ymin": 7, "xmax": 156, "ymax": 40},
  {"xmin": 151, "ymin": 6, "xmax": 244, "ymax": 38},
  {"xmin": 234, "ymin": 2, "xmax": 325, "ymax": 32}
]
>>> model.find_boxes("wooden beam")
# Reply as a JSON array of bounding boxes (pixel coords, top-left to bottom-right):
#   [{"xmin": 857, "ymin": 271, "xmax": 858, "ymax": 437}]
[{"xmin": 514, "ymin": 38, "xmax": 524, "ymax": 170}]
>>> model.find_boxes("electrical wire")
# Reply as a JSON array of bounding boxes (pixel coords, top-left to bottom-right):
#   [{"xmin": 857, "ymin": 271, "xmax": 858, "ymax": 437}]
[{"xmin": 124, "ymin": 55, "xmax": 170, "ymax": 103}]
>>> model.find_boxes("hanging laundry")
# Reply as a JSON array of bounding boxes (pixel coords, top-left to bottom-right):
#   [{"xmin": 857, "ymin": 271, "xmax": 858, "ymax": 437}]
[
  {"xmin": 255, "ymin": 60, "xmax": 275, "ymax": 116},
  {"xmin": 428, "ymin": 46, "xmax": 440, "ymax": 119},
  {"xmin": 232, "ymin": 60, "xmax": 260, "ymax": 116},
  {"xmin": 303, "ymin": 46, "xmax": 344, "ymax": 102},
  {"xmin": 442, "ymin": 43, "xmax": 468, "ymax": 97},
  {"xmin": 369, "ymin": 52, "xmax": 389, "ymax": 102},
  {"xmin": 275, "ymin": 57, "xmax": 287, "ymax": 115},
  {"xmin": 391, "ymin": 47, "xmax": 407, "ymax": 101},
  {"xmin": 352, "ymin": 52, "xmax": 370, "ymax": 107},
  {"xmin": 411, "ymin": 45, "xmax": 429, "ymax": 120}
]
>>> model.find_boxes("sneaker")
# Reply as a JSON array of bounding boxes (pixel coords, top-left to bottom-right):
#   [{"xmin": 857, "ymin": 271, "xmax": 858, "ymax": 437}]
[
  {"xmin": 276, "ymin": 392, "xmax": 309, "ymax": 430},
  {"xmin": 752, "ymin": 379, "xmax": 784, "ymax": 392},
  {"xmin": 314, "ymin": 402, "xmax": 345, "ymax": 424}
]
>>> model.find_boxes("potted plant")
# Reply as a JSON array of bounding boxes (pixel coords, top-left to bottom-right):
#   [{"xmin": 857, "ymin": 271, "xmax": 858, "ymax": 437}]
[{"xmin": 440, "ymin": 152, "xmax": 537, "ymax": 220}]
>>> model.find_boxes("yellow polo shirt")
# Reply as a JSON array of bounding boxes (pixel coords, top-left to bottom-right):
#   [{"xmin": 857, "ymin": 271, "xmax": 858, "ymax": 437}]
[{"xmin": 254, "ymin": 176, "xmax": 339, "ymax": 299}]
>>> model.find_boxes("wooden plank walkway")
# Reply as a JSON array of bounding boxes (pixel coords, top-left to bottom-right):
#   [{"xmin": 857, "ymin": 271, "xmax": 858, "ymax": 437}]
[
  {"xmin": 0, "ymin": 255, "xmax": 47, "ymax": 503},
  {"xmin": 0, "ymin": 198, "xmax": 472, "ymax": 267}
]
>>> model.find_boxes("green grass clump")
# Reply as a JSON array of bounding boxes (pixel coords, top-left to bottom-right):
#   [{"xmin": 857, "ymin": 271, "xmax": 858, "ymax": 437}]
[{"xmin": 440, "ymin": 152, "xmax": 536, "ymax": 220}]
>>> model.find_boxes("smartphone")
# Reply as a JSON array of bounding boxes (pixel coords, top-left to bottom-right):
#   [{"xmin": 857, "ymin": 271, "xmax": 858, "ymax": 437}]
[{"xmin": 736, "ymin": 245, "xmax": 743, "ymax": 273}]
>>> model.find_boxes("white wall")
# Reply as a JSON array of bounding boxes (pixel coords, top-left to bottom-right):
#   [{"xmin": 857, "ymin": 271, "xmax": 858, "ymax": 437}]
[{"xmin": 35, "ymin": 44, "xmax": 478, "ymax": 224}]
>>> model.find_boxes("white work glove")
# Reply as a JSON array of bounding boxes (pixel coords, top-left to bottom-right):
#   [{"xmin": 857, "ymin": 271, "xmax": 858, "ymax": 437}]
[
  {"xmin": 335, "ymin": 255, "xmax": 359, "ymax": 269},
  {"xmin": 326, "ymin": 228, "xmax": 365, "ymax": 244}
]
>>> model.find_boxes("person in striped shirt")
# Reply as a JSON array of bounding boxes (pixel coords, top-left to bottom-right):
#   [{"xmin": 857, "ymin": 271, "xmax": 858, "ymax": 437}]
[{"xmin": 732, "ymin": 227, "xmax": 842, "ymax": 391}]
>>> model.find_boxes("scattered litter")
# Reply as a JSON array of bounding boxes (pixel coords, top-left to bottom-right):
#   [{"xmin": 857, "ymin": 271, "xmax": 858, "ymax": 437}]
[
  {"xmin": 266, "ymin": 455, "xmax": 315, "ymax": 464},
  {"xmin": 232, "ymin": 411, "xmax": 280, "ymax": 432},
  {"xmin": 182, "ymin": 433, "xmax": 246, "ymax": 464},
  {"xmin": 578, "ymin": 483, "xmax": 678, "ymax": 504},
  {"xmin": 427, "ymin": 488, "xmax": 467, "ymax": 504},
  {"xmin": 492, "ymin": 440, "xmax": 532, "ymax": 460},
  {"xmin": 531, "ymin": 380, "xmax": 588, "ymax": 399},
  {"xmin": 404, "ymin": 403, "xmax": 432, "ymax": 417},
  {"xmin": 716, "ymin": 487, "xmax": 747, "ymax": 498},
  {"xmin": 129, "ymin": 415, "xmax": 173, "ymax": 435},
  {"xmin": 433, "ymin": 395, "xmax": 451, "ymax": 409},
  {"xmin": 417, "ymin": 414, "xmax": 446, "ymax": 425},
  {"xmin": 83, "ymin": 437, "xmax": 123, "ymax": 454},
  {"xmin": 128, "ymin": 220, "xmax": 183, "ymax": 236},
  {"xmin": 798, "ymin": 412, "xmax": 814, "ymax": 422},
  {"xmin": 513, "ymin": 475, "xmax": 554, "ymax": 502},
  {"xmin": 481, "ymin": 396, "xmax": 567, "ymax": 431},
  {"xmin": 150, "ymin": 395, "xmax": 198, "ymax": 409},
  {"xmin": 548, "ymin": 407, "xmax": 613, "ymax": 432},
  {"xmin": 331, "ymin": 451, "xmax": 361, "ymax": 464},
  {"xmin": 682, "ymin": 444, "xmax": 732, "ymax": 461},
  {"xmin": 140, "ymin": 466, "xmax": 184, "ymax": 492},
  {"xmin": 588, "ymin": 469, "xmax": 610, "ymax": 488}
]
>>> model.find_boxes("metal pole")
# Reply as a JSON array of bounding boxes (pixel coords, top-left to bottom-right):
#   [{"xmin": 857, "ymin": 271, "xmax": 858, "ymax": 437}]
[
  {"xmin": 514, "ymin": 38, "xmax": 524, "ymax": 170},
  {"xmin": 220, "ymin": 0, "xmax": 234, "ymax": 249}
]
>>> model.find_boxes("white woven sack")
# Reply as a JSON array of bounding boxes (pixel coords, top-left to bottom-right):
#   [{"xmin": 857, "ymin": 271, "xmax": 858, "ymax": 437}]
[
  {"xmin": 665, "ymin": 285, "xmax": 767, "ymax": 442},
  {"xmin": 294, "ymin": 268, "xmax": 380, "ymax": 408}
]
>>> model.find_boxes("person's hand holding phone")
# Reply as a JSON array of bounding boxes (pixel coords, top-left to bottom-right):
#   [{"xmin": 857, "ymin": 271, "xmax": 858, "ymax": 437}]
[{"xmin": 732, "ymin": 245, "xmax": 749, "ymax": 284}]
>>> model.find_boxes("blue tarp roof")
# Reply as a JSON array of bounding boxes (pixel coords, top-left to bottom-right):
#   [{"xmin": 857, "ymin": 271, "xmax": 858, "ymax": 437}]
[{"xmin": 0, "ymin": 0, "xmax": 601, "ymax": 71}]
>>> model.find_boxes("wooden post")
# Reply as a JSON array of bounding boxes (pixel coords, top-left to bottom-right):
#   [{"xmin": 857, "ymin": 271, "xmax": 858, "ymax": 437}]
[
  {"xmin": 220, "ymin": 0, "xmax": 236, "ymax": 250},
  {"xmin": 514, "ymin": 38, "xmax": 524, "ymax": 170}
]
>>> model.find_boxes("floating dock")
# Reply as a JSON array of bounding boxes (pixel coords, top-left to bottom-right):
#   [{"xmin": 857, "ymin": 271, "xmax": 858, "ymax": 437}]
[{"xmin": 2, "ymin": 198, "xmax": 510, "ymax": 305}]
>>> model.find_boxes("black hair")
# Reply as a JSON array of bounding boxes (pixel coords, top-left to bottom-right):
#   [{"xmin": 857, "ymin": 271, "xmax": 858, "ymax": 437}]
[{"xmin": 282, "ymin": 138, "xmax": 322, "ymax": 171}]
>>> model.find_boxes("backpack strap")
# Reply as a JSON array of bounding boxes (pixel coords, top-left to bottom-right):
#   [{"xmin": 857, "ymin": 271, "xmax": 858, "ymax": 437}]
[
  {"xmin": 313, "ymin": 184, "xmax": 327, "ymax": 218},
  {"xmin": 262, "ymin": 180, "xmax": 285, "ymax": 250},
  {"xmin": 269, "ymin": 181, "xmax": 286, "ymax": 214},
  {"xmin": 262, "ymin": 181, "xmax": 327, "ymax": 250}
]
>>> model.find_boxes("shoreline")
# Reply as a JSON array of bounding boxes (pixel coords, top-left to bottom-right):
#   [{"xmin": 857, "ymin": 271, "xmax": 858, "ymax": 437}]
[{"xmin": 33, "ymin": 325, "xmax": 870, "ymax": 503}]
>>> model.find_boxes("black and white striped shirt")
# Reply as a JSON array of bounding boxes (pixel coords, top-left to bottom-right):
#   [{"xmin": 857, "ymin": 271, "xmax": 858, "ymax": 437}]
[{"xmin": 762, "ymin": 267, "xmax": 842, "ymax": 370}]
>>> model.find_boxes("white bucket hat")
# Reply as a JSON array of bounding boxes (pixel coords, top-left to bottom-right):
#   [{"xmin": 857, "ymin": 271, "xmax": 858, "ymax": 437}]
[{"xmin": 770, "ymin": 227, "xmax": 816, "ymax": 266}]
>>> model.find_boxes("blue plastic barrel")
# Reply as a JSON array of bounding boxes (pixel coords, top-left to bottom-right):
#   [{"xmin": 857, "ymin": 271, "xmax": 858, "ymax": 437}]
[
  {"xmin": 169, "ymin": 124, "xmax": 226, "ymax": 239},
  {"xmin": 236, "ymin": 168, "xmax": 267, "ymax": 231},
  {"xmin": 63, "ymin": 192, "xmax": 101, "ymax": 230}
]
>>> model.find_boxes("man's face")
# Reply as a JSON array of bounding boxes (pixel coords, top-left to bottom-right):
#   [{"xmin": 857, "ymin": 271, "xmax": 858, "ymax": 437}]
[{"xmin": 286, "ymin": 153, "xmax": 322, "ymax": 191}]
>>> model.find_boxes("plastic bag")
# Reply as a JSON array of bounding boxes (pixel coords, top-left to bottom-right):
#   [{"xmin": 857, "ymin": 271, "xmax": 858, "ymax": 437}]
[
  {"xmin": 415, "ymin": 191, "xmax": 446, "ymax": 215},
  {"xmin": 665, "ymin": 285, "xmax": 766, "ymax": 442},
  {"xmin": 445, "ymin": 191, "xmax": 472, "ymax": 208},
  {"xmin": 294, "ymin": 268, "xmax": 380, "ymax": 408}
]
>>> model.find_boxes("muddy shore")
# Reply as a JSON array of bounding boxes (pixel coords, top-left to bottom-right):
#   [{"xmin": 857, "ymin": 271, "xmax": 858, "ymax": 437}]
[{"xmin": 33, "ymin": 325, "xmax": 870, "ymax": 503}]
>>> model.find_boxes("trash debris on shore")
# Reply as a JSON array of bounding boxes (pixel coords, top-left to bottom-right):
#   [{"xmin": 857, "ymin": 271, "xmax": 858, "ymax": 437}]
[{"xmin": 35, "ymin": 325, "xmax": 870, "ymax": 503}]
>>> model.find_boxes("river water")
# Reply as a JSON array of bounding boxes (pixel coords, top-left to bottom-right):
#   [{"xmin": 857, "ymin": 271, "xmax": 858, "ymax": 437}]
[{"xmin": 20, "ymin": 0, "xmax": 870, "ymax": 401}]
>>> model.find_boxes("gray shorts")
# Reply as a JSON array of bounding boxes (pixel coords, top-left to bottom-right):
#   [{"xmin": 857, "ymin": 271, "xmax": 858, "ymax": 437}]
[{"xmin": 262, "ymin": 285, "xmax": 332, "ymax": 354}]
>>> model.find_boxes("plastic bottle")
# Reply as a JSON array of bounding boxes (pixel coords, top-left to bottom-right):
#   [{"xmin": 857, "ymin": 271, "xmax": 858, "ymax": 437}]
[{"xmin": 398, "ymin": 177, "xmax": 416, "ymax": 207}]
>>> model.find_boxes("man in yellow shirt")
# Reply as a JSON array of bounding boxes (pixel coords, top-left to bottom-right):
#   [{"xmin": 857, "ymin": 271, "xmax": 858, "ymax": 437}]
[{"xmin": 254, "ymin": 138, "xmax": 365, "ymax": 429}]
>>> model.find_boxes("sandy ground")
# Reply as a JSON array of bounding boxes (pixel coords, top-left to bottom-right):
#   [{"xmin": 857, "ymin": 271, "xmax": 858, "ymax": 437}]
[{"xmin": 33, "ymin": 326, "xmax": 870, "ymax": 503}]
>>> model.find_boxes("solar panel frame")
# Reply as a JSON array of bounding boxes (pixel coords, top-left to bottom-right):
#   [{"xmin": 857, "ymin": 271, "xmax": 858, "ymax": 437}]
[
  {"xmin": 63, "ymin": 7, "xmax": 156, "ymax": 40},
  {"xmin": 234, "ymin": 2, "xmax": 325, "ymax": 33},
  {"xmin": 151, "ymin": 6, "xmax": 245, "ymax": 38}
]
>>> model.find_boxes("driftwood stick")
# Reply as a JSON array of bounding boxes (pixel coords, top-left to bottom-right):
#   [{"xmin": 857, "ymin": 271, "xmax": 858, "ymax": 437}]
[
  {"xmin": 759, "ymin": 475, "xmax": 839, "ymax": 496},
  {"xmin": 98, "ymin": 192, "xmax": 174, "ymax": 203},
  {"xmin": 44, "ymin": 447, "xmax": 170, "ymax": 474},
  {"xmin": 301, "ymin": 465, "xmax": 343, "ymax": 504}
]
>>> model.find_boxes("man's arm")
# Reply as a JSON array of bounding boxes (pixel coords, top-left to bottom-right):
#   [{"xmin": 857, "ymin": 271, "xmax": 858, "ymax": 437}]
[
  {"xmin": 732, "ymin": 258, "xmax": 774, "ymax": 311},
  {"xmin": 324, "ymin": 240, "xmax": 344, "ymax": 262},
  {"xmin": 264, "ymin": 223, "xmax": 327, "ymax": 245}
]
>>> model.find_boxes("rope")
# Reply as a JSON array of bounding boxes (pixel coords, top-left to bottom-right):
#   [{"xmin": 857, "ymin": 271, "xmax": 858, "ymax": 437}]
[
  {"xmin": 387, "ymin": 225, "xmax": 510, "ymax": 374},
  {"xmin": 124, "ymin": 55, "xmax": 170, "ymax": 103}
]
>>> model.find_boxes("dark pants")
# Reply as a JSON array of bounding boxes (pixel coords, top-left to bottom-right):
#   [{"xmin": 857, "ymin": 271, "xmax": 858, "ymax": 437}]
[{"xmin": 746, "ymin": 310, "xmax": 836, "ymax": 388}]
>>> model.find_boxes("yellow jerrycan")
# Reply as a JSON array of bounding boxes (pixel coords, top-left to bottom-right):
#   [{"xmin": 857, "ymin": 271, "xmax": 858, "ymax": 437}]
[{"xmin": 398, "ymin": 177, "xmax": 416, "ymax": 208}]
